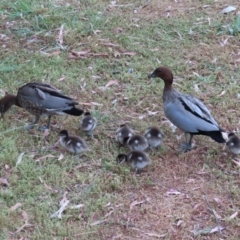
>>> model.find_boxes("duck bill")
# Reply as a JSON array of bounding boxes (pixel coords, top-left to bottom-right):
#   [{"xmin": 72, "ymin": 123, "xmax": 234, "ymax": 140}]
[{"xmin": 148, "ymin": 72, "xmax": 156, "ymax": 79}]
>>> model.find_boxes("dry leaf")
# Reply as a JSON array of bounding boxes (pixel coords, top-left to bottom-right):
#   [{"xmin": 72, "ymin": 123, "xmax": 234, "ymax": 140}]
[
  {"xmin": 104, "ymin": 80, "xmax": 118, "ymax": 88},
  {"xmin": 43, "ymin": 129, "xmax": 49, "ymax": 137},
  {"xmin": 166, "ymin": 189, "xmax": 181, "ymax": 195},
  {"xmin": 42, "ymin": 51, "xmax": 61, "ymax": 57},
  {"xmin": 69, "ymin": 204, "xmax": 84, "ymax": 209},
  {"xmin": 121, "ymin": 51, "xmax": 137, "ymax": 56},
  {"xmin": 57, "ymin": 76, "xmax": 66, "ymax": 82},
  {"xmin": 21, "ymin": 210, "xmax": 29, "ymax": 221},
  {"xmin": 228, "ymin": 211, "xmax": 238, "ymax": 220},
  {"xmin": 44, "ymin": 183, "xmax": 58, "ymax": 193},
  {"xmin": 194, "ymin": 84, "xmax": 199, "ymax": 92},
  {"xmin": 221, "ymin": 6, "xmax": 236, "ymax": 14},
  {"xmin": 0, "ymin": 177, "xmax": 9, "ymax": 186},
  {"xmin": 58, "ymin": 153, "xmax": 64, "ymax": 161},
  {"xmin": 100, "ymin": 42, "xmax": 120, "ymax": 47},
  {"xmin": 130, "ymin": 200, "xmax": 145, "ymax": 210},
  {"xmin": 231, "ymin": 159, "xmax": 240, "ymax": 167},
  {"xmin": 16, "ymin": 152, "xmax": 25, "ymax": 166},
  {"xmin": 10, "ymin": 202, "xmax": 22, "ymax": 211}
]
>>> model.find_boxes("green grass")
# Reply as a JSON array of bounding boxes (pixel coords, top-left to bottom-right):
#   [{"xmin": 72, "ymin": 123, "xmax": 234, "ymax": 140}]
[{"xmin": 1, "ymin": 0, "xmax": 240, "ymax": 239}]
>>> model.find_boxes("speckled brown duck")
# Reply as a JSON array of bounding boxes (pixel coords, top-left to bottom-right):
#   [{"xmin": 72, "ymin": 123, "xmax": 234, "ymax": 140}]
[{"xmin": 0, "ymin": 82, "xmax": 84, "ymax": 130}]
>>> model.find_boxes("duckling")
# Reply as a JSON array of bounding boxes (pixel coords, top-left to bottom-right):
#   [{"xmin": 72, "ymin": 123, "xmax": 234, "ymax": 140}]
[
  {"xmin": 59, "ymin": 129, "xmax": 88, "ymax": 155},
  {"xmin": 126, "ymin": 134, "xmax": 148, "ymax": 151},
  {"xmin": 80, "ymin": 112, "xmax": 97, "ymax": 137},
  {"xmin": 0, "ymin": 82, "xmax": 84, "ymax": 130},
  {"xmin": 226, "ymin": 132, "xmax": 240, "ymax": 155},
  {"xmin": 115, "ymin": 124, "xmax": 134, "ymax": 148},
  {"xmin": 116, "ymin": 150, "xmax": 152, "ymax": 173},
  {"xmin": 144, "ymin": 127, "xmax": 164, "ymax": 149},
  {"xmin": 148, "ymin": 66, "xmax": 226, "ymax": 152}
]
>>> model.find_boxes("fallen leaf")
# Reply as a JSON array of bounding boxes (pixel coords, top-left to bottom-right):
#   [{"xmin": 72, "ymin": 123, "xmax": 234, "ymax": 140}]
[
  {"xmin": 21, "ymin": 210, "xmax": 29, "ymax": 221},
  {"xmin": 121, "ymin": 51, "xmax": 137, "ymax": 56},
  {"xmin": 130, "ymin": 200, "xmax": 145, "ymax": 210},
  {"xmin": 58, "ymin": 153, "xmax": 64, "ymax": 161},
  {"xmin": 228, "ymin": 211, "xmax": 238, "ymax": 220},
  {"xmin": 231, "ymin": 159, "xmax": 240, "ymax": 167},
  {"xmin": 104, "ymin": 80, "xmax": 118, "ymax": 88},
  {"xmin": 221, "ymin": 6, "xmax": 236, "ymax": 14},
  {"xmin": 69, "ymin": 204, "xmax": 84, "ymax": 209},
  {"xmin": 0, "ymin": 177, "xmax": 9, "ymax": 186},
  {"xmin": 10, "ymin": 202, "xmax": 22, "ymax": 211},
  {"xmin": 16, "ymin": 152, "xmax": 25, "ymax": 166},
  {"xmin": 43, "ymin": 129, "xmax": 49, "ymax": 137},
  {"xmin": 100, "ymin": 42, "xmax": 120, "ymax": 47},
  {"xmin": 166, "ymin": 189, "xmax": 181, "ymax": 195},
  {"xmin": 44, "ymin": 183, "xmax": 58, "ymax": 193},
  {"xmin": 57, "ymin": 76, "xmax": 66, "ymax": 82}
]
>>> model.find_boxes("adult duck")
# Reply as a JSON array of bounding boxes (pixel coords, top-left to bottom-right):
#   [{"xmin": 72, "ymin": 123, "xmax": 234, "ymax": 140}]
[
  {"xmin": 0, "ymin": 82, "xmax": 84, "ymax": 130},
  {"xmin": 148, "ymin": 66, "xmax": 226, "ymax": 152}
]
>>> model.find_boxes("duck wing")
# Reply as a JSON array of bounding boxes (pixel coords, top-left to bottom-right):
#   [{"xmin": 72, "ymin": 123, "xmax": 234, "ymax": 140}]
[{"xmin": 164, "ymin": 93, "xmax": 221, "ymax": 133}]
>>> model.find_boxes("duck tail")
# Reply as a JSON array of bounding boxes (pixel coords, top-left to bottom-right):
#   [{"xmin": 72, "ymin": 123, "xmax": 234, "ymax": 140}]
[
  {"xmin": 63, "ymin": 107, "xmax": 84, "ymax": 116},
  {"xmin": 207, "ymin": 130, "xmax": 227, "ymax": 143}
]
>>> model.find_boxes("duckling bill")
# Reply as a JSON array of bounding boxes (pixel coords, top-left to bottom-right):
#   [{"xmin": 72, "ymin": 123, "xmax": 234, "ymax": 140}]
[
  {"xmin": 116, "ymin": 151, "xmax": 152, "ymax": 173},
  {"xmin": 0, "ymin": 82, "xmax": 84, "ymax": 130},
  {"xmin": 59, "ymin": 129, "xmax": 88, "ymax": 155},
  {"xmin": 148, "ymin": 66, "xmax": 226, "ymax": 152}
]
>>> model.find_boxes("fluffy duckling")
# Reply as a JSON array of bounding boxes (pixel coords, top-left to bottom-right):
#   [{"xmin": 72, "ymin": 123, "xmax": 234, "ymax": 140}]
[
  {"xmin": 115, "ymin": 124, "xmax": 134, "ymax": 147},
  {"xmin": 80, "ymin": 112, "xmax": 97, "ymax": 136},
  {"xmin": 148, "ymin": 66, "xmax": 226, "ymax": 152},
  {"xmin": 126, "ymin": 134, "xmax": 148, "ymax": 151},
  {"xmin": 59, "ymin": 129, "xmax": 88, "ymax": 155},
  {"xmin": 116, "ymin": 151, "xmax": 152, "ymax": 173},
  {"xmin": 226, "ymin": 132, "xmax": 240, "ymax": 155},
  {"xmin": 144, "ymin": 127, "xmax": 164, "ymax": 149},
  {"xmin": 0, "ymin": 82, "xmax": 84, "ymax": 130}
]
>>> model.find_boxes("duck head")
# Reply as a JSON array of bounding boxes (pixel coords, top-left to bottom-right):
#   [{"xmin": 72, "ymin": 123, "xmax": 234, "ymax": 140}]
[
  {"xmin": 0, "ymin": 94, "xmax": 17, "ymax": 118},
  {"xmin": 148, "ymin": 66, "xmax": 173, "ymax": 89}
]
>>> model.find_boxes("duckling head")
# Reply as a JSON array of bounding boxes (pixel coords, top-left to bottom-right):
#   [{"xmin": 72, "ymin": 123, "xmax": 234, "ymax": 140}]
[
  {"xmin": 116, "ymin": 154, "xmax": 127, "ymax": 164},
  {"xmin": 84, "ymin": 112, "xmax": 91, "ymax": 116},
  {"xmin": 148, "ymin": 66, "xmax": 173, "ymax": 88},
  {"xmin": 59, "ymin": 129, "xmax": 69, "ymax": 138}
]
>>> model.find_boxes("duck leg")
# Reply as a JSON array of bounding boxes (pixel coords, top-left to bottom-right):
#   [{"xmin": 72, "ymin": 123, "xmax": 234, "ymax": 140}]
[
  {"xmin": 38, "ymin": 115, "xmax": 51, "ymax": 131},
  {"xmin": 24, "ymin": 115, "xmax": 40, "ymax": 130},
  {"xmin": 179, "ymin": 133, "xmax": 193, "ymax": 152}
]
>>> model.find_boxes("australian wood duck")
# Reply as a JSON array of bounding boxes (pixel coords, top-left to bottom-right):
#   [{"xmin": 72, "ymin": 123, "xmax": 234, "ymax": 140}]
[
  {"xmin": 115, "ymin": 124, "xmax": 135, "ymax": 148},
  {"xmin": 148, "ymin": 66, "xmax": 226, "ymax": 152},
  {"xmin": 0, "ymin": 82, "xmax": 83, "ymax": 130},
  {"xmin": 126, "ymin": 134, "xmax": 148, "ymax": 151}
]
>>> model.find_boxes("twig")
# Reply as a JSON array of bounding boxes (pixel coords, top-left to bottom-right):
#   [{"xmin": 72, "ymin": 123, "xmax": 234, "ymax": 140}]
[{"xmin": 204, "ymin": 196, "xmax": 222, "ymax": 234}]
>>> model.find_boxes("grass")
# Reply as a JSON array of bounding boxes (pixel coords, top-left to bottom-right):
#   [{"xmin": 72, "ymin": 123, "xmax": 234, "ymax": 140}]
[{"xmin": 1, "ymin": 0, "xmax": 240, "ymax": 239}]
